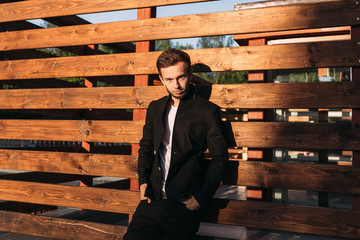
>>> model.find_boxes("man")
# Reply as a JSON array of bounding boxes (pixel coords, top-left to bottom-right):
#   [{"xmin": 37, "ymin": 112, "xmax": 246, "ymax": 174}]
[{"xmin": 124, "ymin": 49, "xmax": 228, "ymax": 240}]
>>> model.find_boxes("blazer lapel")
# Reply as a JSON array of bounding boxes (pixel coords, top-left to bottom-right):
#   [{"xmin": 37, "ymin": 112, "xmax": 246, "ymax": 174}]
[{"xmin": 153, "ymin": 95, "xmax": 170, "ymax": 152}]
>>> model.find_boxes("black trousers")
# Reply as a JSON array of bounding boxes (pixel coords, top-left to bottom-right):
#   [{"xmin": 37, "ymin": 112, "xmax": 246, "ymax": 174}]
[{"xmin": 123, "ymin": 200, "xmax": 200, "ymax": 240}]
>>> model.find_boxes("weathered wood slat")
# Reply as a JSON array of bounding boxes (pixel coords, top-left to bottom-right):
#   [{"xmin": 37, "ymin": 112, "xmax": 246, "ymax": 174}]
[
  {"xmin": 0, "ymin": 82, "xmax": 359, "ymax": 109},
  {"xmin": 234, "ymin": 0, "xmax": 337, "ymax": 10},
  {"xmin": 237, "ymin": 161, "xmax": 360, "ymax": 194},
  {"xmin": 0, "ymin": 120, "xmax": 358, "ymax": 150},
  {"xmin": 204, "ymin": 199, "xmax": 360, "ymax": 239},
  {"xmin": 0, "ymin": 0, "xmax": 210, "ymax": 23},
  {"xmin": 232, "ymin": 122, "xmax": 360, "ymax": 150},
  {"xmin": 0, "ymin": 86, "xmax": 157, "ymax": 109},
  {"xmin": 0, "ymin": 210, "xmax": 127, "ymax": 240},
  {"xmin": 0, "ymin": 179, "xmax": 139, "ymax": 214},
  {"xmin": 0, "ymin": 1, "xmax": 357, "ymax": 50},
  {"xmin": 0, "ymin": 119, "xmax": 143, "ymax": 143},
  {"xmin": 1, "ymin": 150, "xmax": 359, "ymax": 193},
  {"xmin": 234, "ymin": 26, "xmax": 351, "ymax": 41},
  {"xmin": 0, "ymin": 149, "xmax": 138, "ymax": 178},
  {"xmin": 1, "ymin": 41, "xmax": 359, "ymax": 79}
]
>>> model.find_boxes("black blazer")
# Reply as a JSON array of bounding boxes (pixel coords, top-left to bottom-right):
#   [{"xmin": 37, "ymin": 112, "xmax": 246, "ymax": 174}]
[{"xmin": 138, "ymin": 86, "xmax": 228, "ymax": 206}]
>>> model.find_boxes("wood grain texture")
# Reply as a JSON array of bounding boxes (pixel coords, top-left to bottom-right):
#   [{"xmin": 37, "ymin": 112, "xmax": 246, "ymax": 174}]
[
  {"xmin": 234, "ymin": 0, "xmax": 338, "ymax": 10},
  {"xmin": 1, "ymin": 41, "xmax": 359, "ymax": 79},
  {"xmin": 0, "ymin": 1, "xmax": 357, "ymax": 50},
  {"xmin": 0, "ymin": 120, "xmax": 358, "ymax": 150},
  {"xmin": 0, "ymin": 180, "xmax": 139, "ymax": 214},
  {"xmin": 0, "ymin": 119, "xmax": 143, "ymax": 143},
  {"xmin": 237, "ymin": 161, "xmax": 360, "ymax": 194},
  {"xmin": 0, "ymin": 0, "xmax": 210, "ymax": 23},
  {"xmin": 231, "ymin": 122, "xmax": 360, "ymax": 150},
  {"xmin": 0, "ymin": 85, "xmax": 165, "ymax": 109},
  {"xmin": 0, "ymin": 210, "xmax": 127, "ymax": 240},
  {"xmin": 233, "ymin": 26, "xmax": 351, "ymax": 41},
  {"xmin": 0, "ymin": 82, "xmax": 360, "ymax": 109},
  {"xmin": 0, "ymin": 149, "xmax": 138, "ymax": 178},
  {"xmin": 204, "ymin": 199, "xmax": 360, "ymax": 239},
  {"xmin": 235, "ymin": 26, "xmax": 351, "ymax": 47},
  {"xmin": 209, "ymin": 82, "xmax": 360, "ymax": 109}
]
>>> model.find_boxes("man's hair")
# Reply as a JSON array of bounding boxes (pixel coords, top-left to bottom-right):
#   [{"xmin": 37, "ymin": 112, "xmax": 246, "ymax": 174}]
[{"xmin": 156, "ymin": 49, "xmax": 191, "ymax": 76}]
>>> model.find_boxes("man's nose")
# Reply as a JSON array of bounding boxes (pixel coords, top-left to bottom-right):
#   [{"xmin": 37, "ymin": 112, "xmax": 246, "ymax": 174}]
[{"xmin": 174, "ymin": 80, "xmax": 181, "ymax": 88}]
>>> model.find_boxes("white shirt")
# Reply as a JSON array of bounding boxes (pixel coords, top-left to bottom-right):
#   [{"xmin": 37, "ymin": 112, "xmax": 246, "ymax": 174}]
[{"xmin": 159, "ymin": 104, "xmax": 178, "ymax": 194}]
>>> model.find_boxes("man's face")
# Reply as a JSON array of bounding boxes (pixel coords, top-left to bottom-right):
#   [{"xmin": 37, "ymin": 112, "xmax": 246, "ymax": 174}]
[{"xmin": 159, "ymin": 61, "xmax": 192, "ymax": 100}]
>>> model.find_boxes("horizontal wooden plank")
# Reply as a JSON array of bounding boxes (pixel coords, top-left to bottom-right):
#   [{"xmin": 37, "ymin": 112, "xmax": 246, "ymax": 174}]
[
  {"xmin": 1, "ymin": 41, "xmax": 359, "ymax": 79},
  {"xmin": 232, "ymin": 122, "xmax": 360, "ymax": 150},
  {"xmin": 204, "ymin": 199, "xmax": 360, "ymax": 239},
  {"xmin": 266, "ymin": 34, "xmax": 350, "ymax": 45},
  {"xmin": 0, "ymin": 86, "xmax": 157, "ymax": 109},
  {"xmin": 234, "ymin": 0, "xmax": 337, "ymax": 10},
  {"xmin": 0, "ymin": 119, "xmax": 143, "ymax": 143},
  {"xmin": 237, "ymin": 161, "xmax": 360, "ymax": 194},
  {"xmin": 0, "ymin": 210, "xmax": 127, "ymax": 239},
  {"xmin": 0, "ymin": 0, "xmax": 210, "ymax": 23},
  {"xmin": 0, "ymin": 82, "xmax": 359, "ymax": 109},
  {"xmin": 4, "ymin": 18, "xmax": 135, "ymax": 55},
  {"xmin": 0, "ymin": 149, "xmax": 138, "ymax": 178},
  {"xmin": 0, "ymin": 1, "xmax": 357, "ymax": 50},
  {"xmin": 210, "ymin": 81, "xmax": 360, "ymax": 109},
  {"xmin": 0, "ymin": 120, "xmax": 358, "ymax": 150},
  {"xmin": 234, "ymin": 26, "xmax": 351, "ymax": 42},
  {"xmin": 0, "ymin": 179, "xmax": 139, "ymax": 214}
]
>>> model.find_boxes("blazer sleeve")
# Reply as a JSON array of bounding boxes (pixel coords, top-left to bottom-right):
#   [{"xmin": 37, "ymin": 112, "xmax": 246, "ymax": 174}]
[
  {"xmin": 193, "ymin": 106, "xmax": 229, "ymax": 206},
  {"xmin": 137, "ymin": 101, "xmax": 155, "ymax": 186}
]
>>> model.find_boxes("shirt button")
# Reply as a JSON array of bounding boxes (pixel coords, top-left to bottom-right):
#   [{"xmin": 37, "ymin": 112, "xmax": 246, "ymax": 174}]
[
  {"xmin": 173, "ymin": 151, "xmax": 177, "ymax": 154},
  {"xmin": 158, "ymin": 167, "xmax": 161, "ymax": 171}
]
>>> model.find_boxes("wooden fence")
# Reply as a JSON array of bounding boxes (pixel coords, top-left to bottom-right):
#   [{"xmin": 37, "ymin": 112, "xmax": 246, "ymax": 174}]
[{"xmin": 0, "ymin": 0, "xmax": 360, "ymax": 239}]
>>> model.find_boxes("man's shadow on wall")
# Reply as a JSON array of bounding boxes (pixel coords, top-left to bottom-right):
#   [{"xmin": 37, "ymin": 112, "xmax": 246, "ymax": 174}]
[{"xmin": 192, "ymin": 63, "xmax": 238, "ymax": 227}]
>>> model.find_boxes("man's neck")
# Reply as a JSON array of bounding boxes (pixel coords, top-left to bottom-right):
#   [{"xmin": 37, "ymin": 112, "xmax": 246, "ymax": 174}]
[{"xmin": 170, "ymin": 97, "xmax": 180, "ymax": 107}]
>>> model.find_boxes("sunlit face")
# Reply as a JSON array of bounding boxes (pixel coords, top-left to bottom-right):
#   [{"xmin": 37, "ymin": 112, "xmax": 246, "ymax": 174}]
[{"xmin": 159, "ymin": 61, "xmax": 192, "ymax": 101}]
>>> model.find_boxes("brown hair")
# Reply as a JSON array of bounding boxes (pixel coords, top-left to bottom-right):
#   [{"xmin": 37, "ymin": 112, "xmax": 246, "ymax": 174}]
[{"xmin": 156, "ymin": 49, "xmax": 191, "ymax": 76}]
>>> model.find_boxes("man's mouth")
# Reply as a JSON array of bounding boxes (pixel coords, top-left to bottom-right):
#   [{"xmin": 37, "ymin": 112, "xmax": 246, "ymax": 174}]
[{"xmin": 173, "ymin": 90, "xmax": 184, "ymax": 94}]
